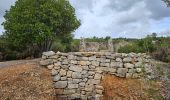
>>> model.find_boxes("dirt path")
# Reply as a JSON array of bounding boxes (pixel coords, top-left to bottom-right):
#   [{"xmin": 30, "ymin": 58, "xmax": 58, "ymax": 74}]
[{"xmin": 0, "ymin": 59, "xmax": 40, "ymax": 68}]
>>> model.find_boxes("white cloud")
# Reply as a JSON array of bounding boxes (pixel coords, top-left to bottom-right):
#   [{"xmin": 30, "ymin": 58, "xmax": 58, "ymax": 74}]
[{"xmin": 0, "ymin": 0, "xmax": 170, "ymax": 38}]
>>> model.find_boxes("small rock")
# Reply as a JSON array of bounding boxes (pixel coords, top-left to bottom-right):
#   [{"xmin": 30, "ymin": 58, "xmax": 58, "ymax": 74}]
[
  {"xmin": 40, "ymin": 59, "xmax": 53, "ymax": 66},
  {"xmin": 116, "ymin": 58, "xmax": 122, "ymax": 62},
  {"xmin": 51, "ymin": 69, "xmax": 58, "ymax": 75},
  {"xmin": 69, "ymin": 65, "xmax": 83, "ymax": 72},
  {"xmin": 91, "ymin": 61, "xmax": 100, "ymax": 66},
  {"xmin": 110, "ymin": 62, "xmax": 123, "ymax": 68},
  {"xmin": 136, "ymin": 68, "xmax": 142, "ymax": 73},
  {"xmin": 54, "ymin": 81, "xmax": 67, "ymax": 88},
  {"xmin": 68, "ymin": 84, "xmax": 79, "ymax": 89},
  {"xmin": 47, "ymin": 64, "xmax": 54, "ymax": 70},
  {"xmin": 72, "ymin": 72, "xmax": 82, "ymax": 79},
  {"xmin": 123, "ymin": 57, "xmax": 132, "ymax": 63},
  {"xmin": 117, "ymin": 68, "xmax": 128, "ymax": 77},
  {"xmin": 53, "ymin": 75, "xmax": 61, "ymax": 81},
  {"xmin": 94, "ymin": 73, "xmax": 102, "ymax": 80},
  {"xmin": 42, "ymin": 51, "xmax": 55, "ymax": 57},
  {"xmin": 67, "ymin": 71, "xmax": 72, "ymax": 77},
  {"xmin": 89, "ymin": 56, "xmax": 96, "ymax": 61},
  {"xmin": 100, "ymin": 63, "xmax": 110, "ymax": 67},
  {"xmin": 59, "ymin": 69, "xmax": 67, "ymax": 76},
  {"xmin": 95, "ymin": 85, "xmax": 104, "ymax": 90},
  {"xmin": 124, "ymin": 63, "xmax": 134, "ymax": 69}
]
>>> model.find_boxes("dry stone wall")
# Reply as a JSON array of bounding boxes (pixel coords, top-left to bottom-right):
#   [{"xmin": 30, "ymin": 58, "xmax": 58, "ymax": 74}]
[{"xmin": 40, "ymin": 51, "xmax": 152, "ymax": 100}]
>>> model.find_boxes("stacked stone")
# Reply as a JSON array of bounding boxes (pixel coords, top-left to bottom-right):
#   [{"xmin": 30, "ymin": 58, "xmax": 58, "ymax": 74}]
[{"xmin": 40, "ymin": 51, "xmax": 151, "ymax": 100}]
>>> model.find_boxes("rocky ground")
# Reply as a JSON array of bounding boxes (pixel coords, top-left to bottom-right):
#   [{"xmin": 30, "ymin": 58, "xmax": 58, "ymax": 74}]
[
  {"xmin": 0, "ymin": 59, "xmax": 55, "ymax": 100},
  {"xmin": 0, "ymin": 59, "xmax": 169, "ymax": 100}
]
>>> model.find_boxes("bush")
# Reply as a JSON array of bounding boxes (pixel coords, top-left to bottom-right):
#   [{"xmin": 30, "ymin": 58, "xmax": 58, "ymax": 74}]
[{"xmin": 151, "ymin": 46, "xmax": 170, "ymax": 63}]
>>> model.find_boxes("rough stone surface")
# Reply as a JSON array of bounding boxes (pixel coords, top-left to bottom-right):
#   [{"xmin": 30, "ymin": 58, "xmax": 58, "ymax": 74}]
[
  {"xmin": 54, "ymin": 81, "xmax": 67, "ymax": 88},
  {"xmin": 53, "ymin": 75, "xmax": 61, "ymax": 81},
  {"xmin": 40, "ymin": 59, "xmax": 53, "ymax": 66},
  {"xmin": 123, "ymin": 57, "xmax": 132, "ymax": 62},
  {"xmin": 124, "ymin": 63, "xmax": 135, "ymax": 69},
  {"xmin": 110, "ymin": 62, "xmax": 123, "ymax": 68},
  {"xmin": 72, "ymin": 72, "xmax": 82, "ymax": 79},
  {"xmin": 43, "ymin": 51, "xmax": 55, "ymax": 57},
  {"xmin": 117, "ymin": 68, "xmax": 128, "ymax": 77},
  {"xmin": 41, "ymin": 51, "xmax": 153, "ymax": 99},
  {"xmin": 69, "ymin": 65, "xmax": 82, "ymax": 72}
]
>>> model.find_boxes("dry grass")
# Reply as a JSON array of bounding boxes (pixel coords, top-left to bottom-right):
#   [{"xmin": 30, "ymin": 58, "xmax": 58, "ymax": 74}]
[{"xmin": 0, "ymin": 62, "xmax": 55, "ymax": 100}]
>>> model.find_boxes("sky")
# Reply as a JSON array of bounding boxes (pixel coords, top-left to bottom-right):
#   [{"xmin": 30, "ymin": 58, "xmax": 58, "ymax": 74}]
[{"xmin": 0, "ymin": 0, "xmax": 170, "ymax": 38}]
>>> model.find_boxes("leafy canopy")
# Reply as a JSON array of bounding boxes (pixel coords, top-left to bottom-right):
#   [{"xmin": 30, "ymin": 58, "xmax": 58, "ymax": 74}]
[{"xmin": 2, "ymin": 0, "xmax": 80, "ymax": 54}]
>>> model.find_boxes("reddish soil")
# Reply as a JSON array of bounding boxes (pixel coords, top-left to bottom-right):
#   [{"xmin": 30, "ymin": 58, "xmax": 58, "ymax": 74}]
[
  {"xmin": 100, "ymin": 74, "xmax": 162, "ymax": 100},
  {"xmin": 0, "ymin": 61, "xmax": 55, "ymax": 100}
]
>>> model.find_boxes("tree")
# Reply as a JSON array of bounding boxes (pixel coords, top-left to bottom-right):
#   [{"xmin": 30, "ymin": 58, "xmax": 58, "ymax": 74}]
[
  {"xmin": 2, "ymin": 0, "xmax": 80, "ymax": 57},
  {"xmin": 162, "ymin": 0, "xmax": 170, "ymax": 6}
]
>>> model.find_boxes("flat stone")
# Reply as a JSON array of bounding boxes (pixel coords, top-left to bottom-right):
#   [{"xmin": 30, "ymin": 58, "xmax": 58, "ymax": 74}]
[
  {"xmin": 54, "ymin": 62, "xmax": 61, "ymax": 66},
  {"xmin": 62, "ymin": 60, "xmax": 69, "ymax": 65},
  {"xmin": 110, "ymin": 62, "xmax": 123, "ymax": 68},
  {"xmin": 70, "ymin": 60, "xmax": 78, "ymax": 64},
  {"xmin": 94, "ymin": 73, "xmax": 102, "ymax": 80},
  {"xmin": 51, "ymin": 69, "xmax": 59, "ymax": 75},
  {"xmin": 68, "ymin": 84, "xmax": 79, "ymax": 89},
  {"xmin": 108, "ymin": 68, "xmax": 116, "ymax": 73},
  {"xmin": 89, "ymin": 65, "xmax": 96, "ymax": 69},
  {"xmin": 40, "ymin": 59, "xmax": 53, "ymax": 66},
  {"xmin": 85, "ymin": 85, "xmax": 94, "ymax": 92},
  {"xmin": 59, "ymin": 69, "xmax": 67, "ymax": 76},
  {"xmin": 91, "ymin": 61, "xmax": 100, "ymax": 66},
  {"xmin": 67, "ymin": 71, "xmax": 72, "ymax": 77},
  {"xmin": 96, "ymin": 90, "xmax": 103, "ymax": 95},
  {"xmin": 80, "ymin": 57, "xmax": 89, "ymax": 61},
  {"xmin": 54, "ymin": 81, "xmax": 67, "ymax": 88},
  {"xmin": 123, "ymin": 57, "xmax": 132, "ymax": 63},
  {"xmin": 61, "ymin": 65, "xmax": 69, "ymax": 69},
  {"xmin": 117, "ymin": 68, "xmax": 128, "ymax": 77},
  {"xmin": 116, "ymin": 58, "xmax": 122, "ymax": 62},
  {"xmin": 70, "ymin": 93, "xmax": 81, "ymax": 99},
  {"xmin": 95, "ymin": 85, "xmax": 104, "ymax": 90},
  {"xmin": 72, "ymin": 79, "xmax": 81, "ymax": 84},
  {"xmin": 87, "ymin": 79, "xmax": 100, "ymax": 85},
  {"xmin": 69, "ymin": 65, "xmax": 82, "ymax": 72},
  {"xmin": 68, "ymin": 55, "xmax": 75, "ymax": 60},
  {"xmin": 47, "ymin": 64, "xmax": 54, "ymax": 70},
  {"xmin": 79, "ymin": 82, "xmax": 86, "ymax": 87},
  {"xmin": 79, "ymin": 61, "xmax": 91, "ymax": 65},
  {"xmin": 72, "ymin": 72, "xmax": 82, "ymax": 79},
  {"xmin": 42, "ymin": 51, "xmax": 55, "ymax": 57},
  {"xmin": 61, "ymin": 77, "xmax": 67, "ymax": 81},
  {"xmin": 100, "ymin": 63, "xmax": 110, "ymax": 67},
  {"xmin": 124, "ymin": 63, "xmax": 134, "ymax": 69},
  {"xmin": 63, "ymin": 89, "xmax": 76, "ymax": 94},
  {"xmin": 53, "ymin": 75, "xmax": 61, "ymax": 81},
  {"xmin": 49, "ymin": 55, "xmax": 59, "ymax": 59},
  {"xmin": 82, "ymin": 66, "xmax": 89, "ymax": 70},
  {"xmin": 54, "ymin": 66, "xmax": 60, "ymax": 70},
  {"xmin": 89, "ymin": 56, "xmax": 96, "ymax": 61}
]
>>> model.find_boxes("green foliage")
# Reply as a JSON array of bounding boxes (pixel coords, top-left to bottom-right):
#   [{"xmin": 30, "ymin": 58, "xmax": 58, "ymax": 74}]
[
  {"xmin": 2, "ymin": 0, "xmax": 80, "ymax": 58},
  {"xmin": 118, "ymin": 36, "xmax": 156, "ymax": 53}
]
